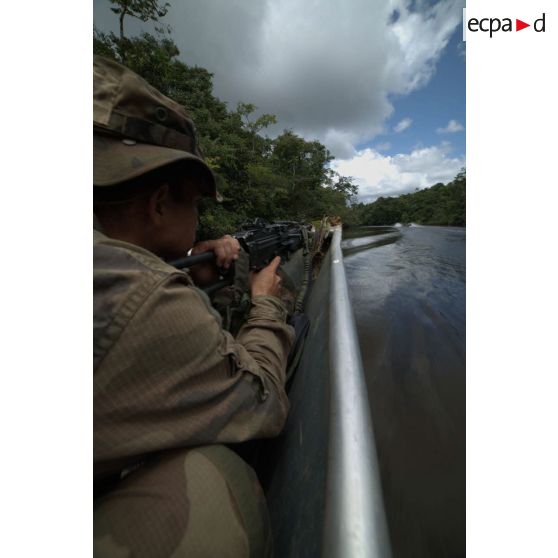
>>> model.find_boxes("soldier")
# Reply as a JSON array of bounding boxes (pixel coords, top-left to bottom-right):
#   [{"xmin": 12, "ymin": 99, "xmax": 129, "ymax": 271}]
[{"xmin": 93, "ymin": 56, "xmax": 294, "ymax": 557}]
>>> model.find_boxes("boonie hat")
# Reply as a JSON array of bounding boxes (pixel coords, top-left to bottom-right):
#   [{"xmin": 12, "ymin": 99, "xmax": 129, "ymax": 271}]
[{"xmin": 93, "ymin": 55, "xmax": 218, "ymax": 199}]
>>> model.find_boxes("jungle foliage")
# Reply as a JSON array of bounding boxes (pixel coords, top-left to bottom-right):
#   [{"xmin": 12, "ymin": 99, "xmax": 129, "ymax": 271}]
[{"xmin": 352, "ymin": 170, "xmax": 466, "ymax": 227}]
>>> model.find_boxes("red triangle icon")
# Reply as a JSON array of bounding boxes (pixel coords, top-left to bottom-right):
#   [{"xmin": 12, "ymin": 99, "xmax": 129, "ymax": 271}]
[{"xmin": 516, "ymin": 19, "xmax": 530, "ymax": 31}]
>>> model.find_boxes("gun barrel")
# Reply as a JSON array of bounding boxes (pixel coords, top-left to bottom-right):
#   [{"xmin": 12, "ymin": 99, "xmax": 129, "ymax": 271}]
[{"xmin": 169, "ymin": 251, "xmax": 215, "ymax": 269}]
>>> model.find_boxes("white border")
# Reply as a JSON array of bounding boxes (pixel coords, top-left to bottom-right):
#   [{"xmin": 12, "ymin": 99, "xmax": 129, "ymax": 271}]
[
  {"xmin": 467, "ymin": 1, "xmax": 558, "ymax": 556},
  {"xmin": 1, "ymin": 1, "xmax": 91, "ymax": 556}
]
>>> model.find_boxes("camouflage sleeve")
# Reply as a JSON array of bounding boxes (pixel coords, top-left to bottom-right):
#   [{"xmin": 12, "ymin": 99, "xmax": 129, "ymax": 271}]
[
  {"xmin": 235, "ymin": 295, "xmax": 294, "ymax": 401},
  {"xmin": 94, "ymin": 274, "xmax": 294, "ymax": 467}
]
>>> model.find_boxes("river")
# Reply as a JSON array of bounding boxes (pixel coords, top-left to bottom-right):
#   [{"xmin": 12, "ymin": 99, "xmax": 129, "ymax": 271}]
[{"xmin": 342, "ymin": 225, "xmax": 466, "ymax": 558}]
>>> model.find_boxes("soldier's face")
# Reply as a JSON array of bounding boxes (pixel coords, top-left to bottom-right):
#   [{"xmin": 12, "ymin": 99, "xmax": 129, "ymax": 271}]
[{"xmin": 151, "ymin": 179, "xmax": 202, "ymax": 259}]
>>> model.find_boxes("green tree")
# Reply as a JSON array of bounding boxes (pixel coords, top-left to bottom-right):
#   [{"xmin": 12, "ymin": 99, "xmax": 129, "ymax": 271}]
[
  {"xmin": 236, "ymin": 103, "xmax": 277, "ymax": 156},
  {"xmin": 109, "ymin": 0, "xmax": 170, "ymax": 40},
  {"xmin": 355, "ymin": 170, "xmax": 466, "ymax": 226}
]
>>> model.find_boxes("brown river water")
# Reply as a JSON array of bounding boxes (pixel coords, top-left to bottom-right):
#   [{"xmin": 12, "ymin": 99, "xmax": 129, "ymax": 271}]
[{"xmin": 343, "ymin": 225, "xmax": 465, "ymax": 558}]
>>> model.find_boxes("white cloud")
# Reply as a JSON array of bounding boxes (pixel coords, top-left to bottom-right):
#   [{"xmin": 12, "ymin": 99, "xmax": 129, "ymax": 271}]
[
  {"xmin": 94, "ymin": 0, "xmax": 464, "ymax": 157},
  {"xmin": 394, "ymin": 118, "xmax": 413, "ymax": 133},
  {"xmin": 322, "ymin": 129, "xmax": 358, "ymax": 160},
  {"xmin": 331, "ymin": 143, "xmax": 465, "ymax": 202},
  {"xmin": 436, "ymin": 119, "xmax": 464, "ymax": 134}
]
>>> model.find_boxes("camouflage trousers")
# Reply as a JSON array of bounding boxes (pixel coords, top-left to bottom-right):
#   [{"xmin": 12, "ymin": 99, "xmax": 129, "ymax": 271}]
[{"xmin": 94, "ymin": 445, "xmax": 273, "ymax": 558}]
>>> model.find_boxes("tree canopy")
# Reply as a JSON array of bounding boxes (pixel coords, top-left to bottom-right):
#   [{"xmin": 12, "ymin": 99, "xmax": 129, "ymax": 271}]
[
  {"xmin": 353, "ymin": 169, "xmax": 466, "ymax": 227},
  {"xmin": 108, "ymin": 0, "xmax": 170, "ymax": 40}
]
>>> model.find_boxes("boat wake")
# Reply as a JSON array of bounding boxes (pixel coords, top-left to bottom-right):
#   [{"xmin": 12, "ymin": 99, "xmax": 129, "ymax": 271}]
[{"xmin": 342, "ymin": 232, "xmax": 401, "ymax": 258}]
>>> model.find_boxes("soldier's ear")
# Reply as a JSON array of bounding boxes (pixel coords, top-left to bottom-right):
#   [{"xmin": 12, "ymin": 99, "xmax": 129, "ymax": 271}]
[{"xmin": 148, "ymin": 183, "xmax": 170, "ymax": 225}]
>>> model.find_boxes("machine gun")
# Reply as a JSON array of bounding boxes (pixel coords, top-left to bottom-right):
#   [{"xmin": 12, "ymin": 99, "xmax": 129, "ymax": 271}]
[
  {"xmin": 169, "ymin": 219, "xmax": 306, "ymax": 294},
  {"xmin": 235, "ymin": 219, "xmax": 305, "ymax": 270}
]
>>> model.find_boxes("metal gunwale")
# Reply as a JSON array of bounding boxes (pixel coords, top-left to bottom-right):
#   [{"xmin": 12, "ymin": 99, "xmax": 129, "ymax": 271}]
[{"xmin": 323, "ymin": 226, "xmax": 392, "ymax": 558}]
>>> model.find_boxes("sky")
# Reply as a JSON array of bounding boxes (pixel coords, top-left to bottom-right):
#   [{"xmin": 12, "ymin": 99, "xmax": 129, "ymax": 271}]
[{"xmin": 94, "ymin": 0, "xmax": 465, "ymax": 203}]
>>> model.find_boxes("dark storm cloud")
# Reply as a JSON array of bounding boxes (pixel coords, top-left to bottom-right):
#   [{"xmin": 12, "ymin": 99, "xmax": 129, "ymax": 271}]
[{"xmin": 94, "ymin": 0, "xmax": 463, "ymax": 160}]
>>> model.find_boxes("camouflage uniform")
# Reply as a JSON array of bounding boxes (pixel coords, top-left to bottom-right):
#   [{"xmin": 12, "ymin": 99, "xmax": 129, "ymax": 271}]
[
  {"xmin": 94, "ymin": 446, "xmax": 273, "ymax": 558},
  {"xmin": 93, "ymin": 56, "xmax": 294, "ymax": 557}
]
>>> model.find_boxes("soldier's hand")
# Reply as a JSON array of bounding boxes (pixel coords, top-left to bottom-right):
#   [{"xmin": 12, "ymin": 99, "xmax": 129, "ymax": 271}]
[
  {"xmin": 192, "ymin": 235, "xmax": 240, "ymax": 269},
  {"xmin": 250, "ymin": 256, "xmax": 282, "ymax": 298},
  {"xmin": 189, "ymin": 235, "xmax": 240, "ymax": 286}
]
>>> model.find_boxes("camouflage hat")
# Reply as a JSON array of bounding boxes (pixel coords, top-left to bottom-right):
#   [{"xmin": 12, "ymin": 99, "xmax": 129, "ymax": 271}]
[{"xmin": 93, "ymin": 55, "xmax": 218, "ymax": 199}]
